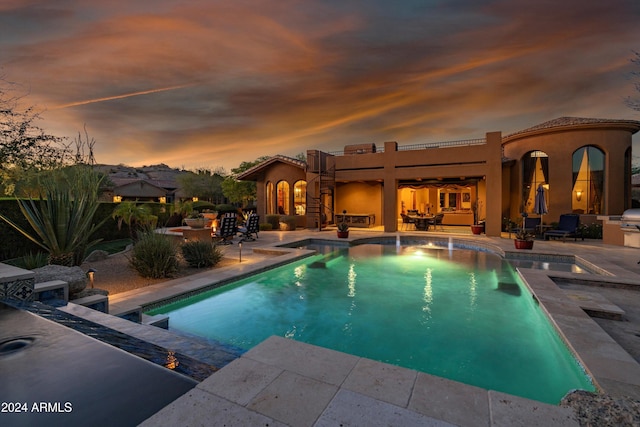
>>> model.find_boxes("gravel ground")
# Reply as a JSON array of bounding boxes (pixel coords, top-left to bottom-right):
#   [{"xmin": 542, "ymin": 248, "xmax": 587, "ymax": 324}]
[
  {"xmin": 561, "ymin": 390, "xmax": 640, "ymax": 426},
  {"xmin": 80, "ymin": 250, "xmax": 237, "ymax": 295}
]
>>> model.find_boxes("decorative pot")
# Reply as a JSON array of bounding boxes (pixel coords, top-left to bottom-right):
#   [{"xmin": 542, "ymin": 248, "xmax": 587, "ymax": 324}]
[
  {"xmin": 337, "ymin": 231, "xmax": 349, "ymax": 238},
  {"xmin": 470, "ymin": 224, "xmax": 484, "ymax": 235},
  {"xmin": 514, "ymin": 239, "xmax": 534, "ymax": 250},
  {"xmin": 184, "ymin": 218, "xmax": 206, "ymax": 228}
]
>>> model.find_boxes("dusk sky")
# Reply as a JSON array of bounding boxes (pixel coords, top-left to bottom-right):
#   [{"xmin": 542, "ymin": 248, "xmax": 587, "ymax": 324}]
[{"xmin": 2, "ymin": 0, "xmax": 640, "ymax": 172}]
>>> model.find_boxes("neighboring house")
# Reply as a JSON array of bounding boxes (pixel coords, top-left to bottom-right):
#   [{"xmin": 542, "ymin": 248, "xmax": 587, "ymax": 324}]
[
  {"xmin": 96, "ymin": 164, "xmax": 185, "ymax": 203},
  {"xmin": 102, "ymin": 178, "xmax": 173, "ymax": 203},
  {"xmin": 238, "ymin": 117, "xmax": 640, "ymax": 237}
]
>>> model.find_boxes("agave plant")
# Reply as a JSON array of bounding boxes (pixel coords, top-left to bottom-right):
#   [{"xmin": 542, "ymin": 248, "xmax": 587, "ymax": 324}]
[{"xmin": 0, "ymin": 166, "xmax": 106, "ymax": 266}]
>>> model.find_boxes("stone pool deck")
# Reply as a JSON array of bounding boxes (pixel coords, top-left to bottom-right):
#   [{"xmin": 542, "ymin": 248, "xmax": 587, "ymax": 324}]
[
  {"xmin": 107, "ymin": 229, "xmax": 640, "ymax": 426},
  {"xmin": 140, "ymin": 336, "xmax": 580, "ymax": 427}
]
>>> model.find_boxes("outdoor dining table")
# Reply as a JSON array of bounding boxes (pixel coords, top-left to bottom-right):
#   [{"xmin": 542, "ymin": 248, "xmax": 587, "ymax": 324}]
[{"xmin": 408, "ymin": 215, "xmax": 434, "ymax": 231}]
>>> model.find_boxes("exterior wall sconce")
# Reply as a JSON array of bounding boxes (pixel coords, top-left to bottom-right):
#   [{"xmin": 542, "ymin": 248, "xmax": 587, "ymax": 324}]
[{"xmin": 575, "ymin": 190, "xmax": 582, "ymax": 201}]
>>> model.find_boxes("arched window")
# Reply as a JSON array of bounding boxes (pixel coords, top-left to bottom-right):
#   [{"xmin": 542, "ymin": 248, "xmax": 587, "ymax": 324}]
[
  {"xmin": 572, "ymin": 146, "xmax": 605, "ymax": 214},
  {"xmin": 294, "ymin": 180, "xmax": 307, "ymax": 215},
  {"xmin": 266, "ymin": 181, "xmax": 274, "ymax": 214},
  {"xmin": 276, "ymin": 181, "xmax": 289, "ymax": 215},
  {"xmin": 521, "ymin": 150, "xmax": 549, "ymax": 214}
]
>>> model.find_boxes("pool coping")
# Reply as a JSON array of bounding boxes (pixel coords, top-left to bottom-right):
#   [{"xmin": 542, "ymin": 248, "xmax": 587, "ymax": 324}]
[{"xmin": 107, "ymin": 233, "xmax": 640, "ymax": 425}]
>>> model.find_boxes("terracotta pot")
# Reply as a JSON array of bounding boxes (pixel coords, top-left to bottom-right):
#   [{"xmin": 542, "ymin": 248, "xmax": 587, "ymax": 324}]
[
  {"xmin": 337, "ymin": 231, "xmax": 349, "ymax": 238},
  {"xmin": 514, "ymin": 239, "xmax": 534, "ymax": 250},
  {"xmin": 470, "ymin": 224, "xmax": 485, "ymax": 235}
]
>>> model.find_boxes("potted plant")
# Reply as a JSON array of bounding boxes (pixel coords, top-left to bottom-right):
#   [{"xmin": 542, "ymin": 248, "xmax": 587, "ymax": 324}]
[
  {"xmin": 470, "ymin": 200, "xmax": 485, "ymax": 234},
  {"xmin": 514, "ymin": 229, "xmax": 535, "ymax": 249},
  {"xmin": 337, "ymin": 210, "xmax": 349, "ymax": 238},
  {"xmin": 184, "ymin": 211, "xmax": 206, "ymax": 228}
]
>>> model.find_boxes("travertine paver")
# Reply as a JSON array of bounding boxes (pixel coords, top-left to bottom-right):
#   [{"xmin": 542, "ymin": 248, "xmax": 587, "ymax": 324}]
[
  {"xmin": 247, "ymin": 370, "xmax": 338, "ymax": 426},
  {"xmin": 488, "ymin": 391, "xmax": 579, "ymax": 427},
  {"xmin": 316, "ymin": 389, "xmax": 455, "ymax": 427},
  {"xmin": 139, "ymin": 388, "xmax": 285, "ymax": 427},
  {"xmin": 408, "ymin": 373, "xmax": 491, "ymax": 427},
  {"xmin": 243, "ymin": 335, "xmax": 359, "ymax": 386},
  {"xmin": 342, "ymin": 357, "xmax": 418, "ymax": 407},
  {"xmin": 198, "ymin": 357, "xmax": 283, "ymax": 406}
]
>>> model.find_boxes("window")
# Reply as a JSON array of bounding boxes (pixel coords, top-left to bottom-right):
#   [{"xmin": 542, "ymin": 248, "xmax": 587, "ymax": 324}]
[
  {"xmin": 266, "ymin": 181, "xmax": 274, "ymax": 214},
  {"xmin": 276, "ymin": 181, "xmax": 289, "ymax": 215},
  {"xmin": 294, "ymin": 180, "xmax": 306, "ymax": 215},
  {"xmin": 572, "ymin": 146, "xmax": 604, "ymax": 214},
  {"xmin": 522, "ymin": 151, "xmax": 549, "ymax": 214}
]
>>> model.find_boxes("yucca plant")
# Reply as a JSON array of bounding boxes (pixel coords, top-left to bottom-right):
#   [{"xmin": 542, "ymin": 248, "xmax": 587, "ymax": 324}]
[
  {"xmin": 181, "ymin": 240, "xmax": 223, "ymax": 268},
  {"xmin": 0, "ymin": 166, "xmax": 106, "ymax": 266}
]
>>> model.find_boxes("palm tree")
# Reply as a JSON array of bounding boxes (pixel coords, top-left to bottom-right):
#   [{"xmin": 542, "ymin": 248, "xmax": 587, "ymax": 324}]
[{"xmin": 111, "ymin": 201, "xmax": 156, "ymax": 241}]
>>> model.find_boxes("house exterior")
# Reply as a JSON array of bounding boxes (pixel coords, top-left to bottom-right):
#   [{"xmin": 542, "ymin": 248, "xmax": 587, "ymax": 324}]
[
  {"xmin": 100, "ymin": 178, "xmax": 174, "ymax": 203},
  {"xmin": 238, "ymin": 117, "xmax": 640, "ymax": 237}
]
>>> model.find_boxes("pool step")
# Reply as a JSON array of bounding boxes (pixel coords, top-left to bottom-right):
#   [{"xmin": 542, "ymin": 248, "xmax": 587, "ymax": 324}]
[
  {"xmin": 308, "ymin": 251, "xmax": 344, "ymax": 268},
  {"xmin": 562, "ymin": 290, "xmax": 625, "ymax": 320}
]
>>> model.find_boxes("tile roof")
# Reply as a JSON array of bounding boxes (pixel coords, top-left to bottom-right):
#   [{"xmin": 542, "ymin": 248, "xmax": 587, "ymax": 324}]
[
  {"xmin": 505, "ymin": 116, "xmax": 640, "ymax": 139},
  {"xmin": 236, "ymin": 155, "xmax": 306, "ymax": 180}
]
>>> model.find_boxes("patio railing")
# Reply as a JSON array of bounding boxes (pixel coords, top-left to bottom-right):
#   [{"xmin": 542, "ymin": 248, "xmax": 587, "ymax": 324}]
[{"xmin": 328, "ymin": 138, "xmax": 486, "ymax": 156}]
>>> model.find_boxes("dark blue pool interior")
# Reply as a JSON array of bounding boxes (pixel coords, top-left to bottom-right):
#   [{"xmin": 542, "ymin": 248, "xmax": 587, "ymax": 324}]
[{"xmin": 0, "ymin": 299, "xmax": 245, "ymax": 426}]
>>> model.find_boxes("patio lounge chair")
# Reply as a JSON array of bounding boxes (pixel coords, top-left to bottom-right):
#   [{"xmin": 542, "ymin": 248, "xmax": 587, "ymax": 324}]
[
  {"xmin": 544, "ymin": 214, "xmax": 581, "ymax": 242},
  {"xmin": 238, "ymin": 213, "xmax": 259, "ymax": 241},
  {"xmin": 216, "ymin": 213, "xmax": 237, "ymax": 245}
]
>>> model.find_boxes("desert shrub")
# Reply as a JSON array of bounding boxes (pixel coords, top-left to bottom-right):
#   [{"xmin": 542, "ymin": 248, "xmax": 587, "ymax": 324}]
[
  {"xmin": 192, "ymin": 201, "xmax": 216, "ymax": 211},
  {"xmin": 281, "ymin": 215, "xmax": 297, "ymax": 231},
  {"xmin": 215, "ymin": 204, "xmax": 238, "ymax": 215},
  {"xmin": 128, "ymin": 229, "xmax": 179, "ymax": 278},
  {"xmin": 259, "ymin": 223, "xmax": 273, "ymax": 231},
  {"xmin": 266, "ymin": 214, "xmax": 280, "ymax": 230},
  {"xmin": 580, "ymin": 223, "xmax": 603, "ymax": 239},
  {"xmin": 21, "ymin": 252, "xmax": 49, "ymax": 269},
  {"xmin": 4, "ymin": 251, "xmax": 48, "ymax": 269},
  {"xmin": 181, "ymin": 240, "xmax": 223, "ymax": 268}
]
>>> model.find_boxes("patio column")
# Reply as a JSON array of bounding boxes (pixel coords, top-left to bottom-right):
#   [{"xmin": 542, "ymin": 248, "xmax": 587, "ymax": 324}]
[
  {"xmin": 383, "ymin": 141, "xmax": 399, "ymax": 232},
  {"xmin": 485, "ymin": 131, "xmax": 502, "ymax": 237}
]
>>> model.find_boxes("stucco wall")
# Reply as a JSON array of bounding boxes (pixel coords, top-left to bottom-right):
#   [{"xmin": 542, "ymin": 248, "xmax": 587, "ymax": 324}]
[
  {"xmin": 503, "ymin": 128, "xmax": 633, "ymax": 220},
  {"xmin": 335, "ymin": 182, "xmax": 383, "ymax": 226}
]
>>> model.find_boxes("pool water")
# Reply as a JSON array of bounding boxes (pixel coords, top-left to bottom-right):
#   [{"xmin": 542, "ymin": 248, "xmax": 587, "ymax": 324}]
[{"xmin": 147, "ymin": 243, "xmax": 594, "ymax": 403}]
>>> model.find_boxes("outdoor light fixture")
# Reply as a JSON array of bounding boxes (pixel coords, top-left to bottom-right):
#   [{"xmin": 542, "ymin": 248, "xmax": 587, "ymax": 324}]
[
  {"xmin": 238, "ymin": 242, "xmax": 242, "ymax": 263},
  {"xmin": 575, "ymin": 190, "xmax": 582, "ymax": 201},
  {"xmin": 87, "ymin": 268, "xmax": 97, "ymax": 289}
]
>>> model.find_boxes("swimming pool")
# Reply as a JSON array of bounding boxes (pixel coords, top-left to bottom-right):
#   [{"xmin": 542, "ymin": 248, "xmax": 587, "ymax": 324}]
[{"xmin": 147, "ymin": 243, "xmax": 594, "ymax": 403}]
